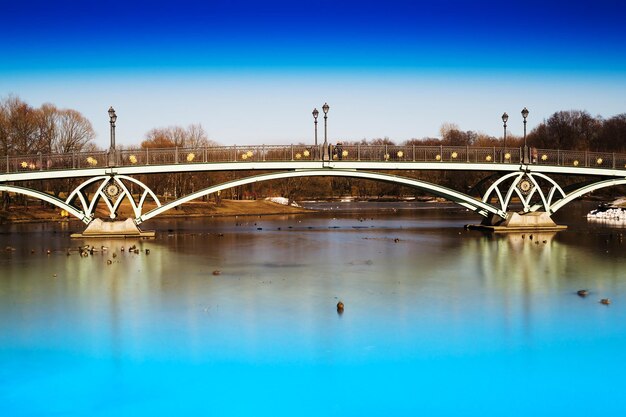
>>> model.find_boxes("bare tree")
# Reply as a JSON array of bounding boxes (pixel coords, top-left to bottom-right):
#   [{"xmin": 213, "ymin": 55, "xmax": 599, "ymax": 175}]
[
  {"xmin": 529, "ymin": 110, "xmax": 600, "ymax": 150},
  {"xmin": 142, "ymin": 124, "xmax": 217, "ymax": 149},
  {"xmin": 187, "ymin": 123, "xmax": 219, "ymax": 148},
  {"xmin": 0, "ymin": 96, "xmax": 96, "ymax": 156},
  {"xmin": 0, "ymin": 100, "xmax": 8, "ymax": 156},
  {"xmin": 142, "ymin": 128, "xmax": 176, "ymax": 148},
  {"xmin": 439, "ymin": 122, "xmax": 460, "ymax": 138},
  {"xmin": 2, "ymin": 96, "xmax": 42, "ymax": 155},
  {"xmin": 596, "ymin": 114, "xmax": 626, "ymax": 152},
  {"xmin": 53, "ymin": 109, "xmax": 96, "ymax": 153},
  {"xmin": 37, "ymin": 103, "xmax": 59, "ymax": 154},
  {"xmin": 171, "ymin": 126, "xmax": 187, "ymax": 147},
  {"xmin": 140, "ymin": 123, "xmax": 220, "ymax": 199}
]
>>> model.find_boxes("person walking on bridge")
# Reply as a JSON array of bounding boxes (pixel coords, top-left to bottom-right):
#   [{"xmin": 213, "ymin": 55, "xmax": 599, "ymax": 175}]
[{"xmin": 335, "ymin": 142, "xmax": 343, "ymax": 160}]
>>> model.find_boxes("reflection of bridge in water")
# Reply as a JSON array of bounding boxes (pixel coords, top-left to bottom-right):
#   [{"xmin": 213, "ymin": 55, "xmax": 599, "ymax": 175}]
[{"xmin": 1, "ymin": 144, "xmax": 626, "ymax": 229}]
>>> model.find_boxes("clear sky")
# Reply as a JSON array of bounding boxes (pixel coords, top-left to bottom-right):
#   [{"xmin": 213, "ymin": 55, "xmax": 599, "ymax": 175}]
[{"xmin": 1, "ymin": 0, "xmax": 625, "ymax": 149}]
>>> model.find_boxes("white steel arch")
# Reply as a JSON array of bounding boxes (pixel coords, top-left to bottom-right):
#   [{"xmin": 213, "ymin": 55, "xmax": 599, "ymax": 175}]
[
  {"xmin": 66, "ymin": 175, "xmax": 161, "ymax": 220},
  {"xmin": 0, "ymin": 185, "xmax": 89, "ymax": 223},
  {"xmin": 482, "ymin": 172, "xmax": 567, "ymax": 213},
  {"xmin": 1, "ymin": 175, "xmax": 163, "ymax": 224},
  {"xmin": 4, "ymin": 168, "xmax": 625, "ymax": 225},
  {"xmin": 549, "ymin": 178, "xmax": 626, "ymax": 213},
  {"xmin": 137, "ymin": 169, "xmax": 507, "ymax": 223}
]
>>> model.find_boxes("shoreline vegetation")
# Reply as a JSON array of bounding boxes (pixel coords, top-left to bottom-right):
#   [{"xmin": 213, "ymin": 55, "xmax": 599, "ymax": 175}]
[
  {"xmin": 0, "ymin": 199, "xmax": 312, "ymax": 224},
  {"xmin": 0, "ymin": 195, "xmax": 440, "ymax": 224}
]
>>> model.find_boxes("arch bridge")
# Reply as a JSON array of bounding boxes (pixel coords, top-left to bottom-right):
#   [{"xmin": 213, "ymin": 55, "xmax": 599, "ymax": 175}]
[{"xmin": 1, "ymin": 144, "xmax": 625, "ymax": 227}]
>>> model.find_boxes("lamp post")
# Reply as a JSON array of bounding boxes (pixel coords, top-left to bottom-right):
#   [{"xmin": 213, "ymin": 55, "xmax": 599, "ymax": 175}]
[
  {"xmin": 312, "ymin": 108, "xmax": 319, "ymax": 159},
  {"xmin": 521, "ymin": 107, "xmax": 529, "ymax": 164},
  {"xmin": 108, "ymin": 106, "xmax": 117, "ymax": 167},
  {"xmin": 502, "ymin": 112, "xmax": 508, "ymax": 162},
  {"xmin": 322, "ymin": 102, "xmax": 329, "ymax": 161}
]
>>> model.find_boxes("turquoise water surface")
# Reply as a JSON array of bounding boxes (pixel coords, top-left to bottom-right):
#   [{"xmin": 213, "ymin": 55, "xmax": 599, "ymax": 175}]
[{"xmin": 1, "ymin": 204, "xmax": 625, "ymax": 416}]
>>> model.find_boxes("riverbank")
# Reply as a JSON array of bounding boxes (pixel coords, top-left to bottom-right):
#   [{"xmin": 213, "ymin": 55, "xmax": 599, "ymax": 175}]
[
  {"xmin": 3, "ymin": 195, "xmax": 624, "ymax": 224},
  {"xmin": 0, "ymin": 199, "xmax": 311, "ymax": 224}
]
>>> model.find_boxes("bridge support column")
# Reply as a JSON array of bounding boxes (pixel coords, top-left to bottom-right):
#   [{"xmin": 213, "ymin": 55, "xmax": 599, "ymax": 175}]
[
  {"xmin": 70, "ymin": 218, "xmax": 155, "ymax": 238},
  {"xmin": 467, "ymin": 212, "xmax": 567, "ymax": 233}
]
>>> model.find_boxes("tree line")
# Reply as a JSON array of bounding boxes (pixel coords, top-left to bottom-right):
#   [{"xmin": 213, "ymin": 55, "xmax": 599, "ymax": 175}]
[
  {"xmin": 3, "ymin": 95, "xmax": 625, "ymax": 156},
  {"xmin": 0, "ymin": 96, "xmax": 97, "ymax": 156}
]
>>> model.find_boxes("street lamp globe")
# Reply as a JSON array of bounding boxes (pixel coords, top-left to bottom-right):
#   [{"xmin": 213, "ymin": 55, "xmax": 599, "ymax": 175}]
[
  {"xmin": 108, "ymin": 106, "xmax": 117, "ymax": 123},
  {"xmin": 312, "ymin": 108, "xmax": 319, "ymax": 119},
  {"xmin": 322, "ymin": 102, "xmax": 329, "ymax": 114},
  {"xmin": 502, "ymin": 112, "xmax": 509, "ymax": 124},
  {"xmin": 521, "ymin": 107, "xmax": 529, "ymax": 120}
]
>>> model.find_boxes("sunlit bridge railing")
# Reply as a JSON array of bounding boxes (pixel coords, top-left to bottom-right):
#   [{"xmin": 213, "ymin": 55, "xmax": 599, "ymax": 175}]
[{"xmin": 2, "ymin": 145, "xmax": 626, "ymax": 174}]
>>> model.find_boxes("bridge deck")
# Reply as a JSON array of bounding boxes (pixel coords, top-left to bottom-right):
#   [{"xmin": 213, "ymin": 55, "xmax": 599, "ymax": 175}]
[{"xmin": 2, "ymin": 145, "xmax": 626, "ymax": 181}]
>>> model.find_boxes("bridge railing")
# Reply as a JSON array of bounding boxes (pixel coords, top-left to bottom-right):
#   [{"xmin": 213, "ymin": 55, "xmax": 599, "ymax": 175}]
[
  {"xmin": 331, "ymin": 145, "xmax": 527, "ymax": 164},
  {"xmin": 2, "ymin": 145, "xmax": 626, "ymax": 174},
  {"xmin": 532, "ymin": 149, "xmax": 626, "ymax": 169},
  {"xmin": 1, "ymin": 151, "xmax": 110, "ymax": 173}
]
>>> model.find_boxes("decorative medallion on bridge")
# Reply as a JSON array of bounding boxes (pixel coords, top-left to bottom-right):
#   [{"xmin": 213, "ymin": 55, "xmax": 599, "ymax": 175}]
[
  {"xmin": 105, "ymin": 183, "xmax": 120, "ymax": 200},
  {"xmin": 517, "ymin": 176, "xmax": 534, "ymax": 196}
]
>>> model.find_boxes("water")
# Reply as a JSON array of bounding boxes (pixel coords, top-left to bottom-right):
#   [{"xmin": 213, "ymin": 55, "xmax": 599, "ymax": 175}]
[{"xmin": 1, "ymin": 202, "xmax": 625, "ymax": 416}]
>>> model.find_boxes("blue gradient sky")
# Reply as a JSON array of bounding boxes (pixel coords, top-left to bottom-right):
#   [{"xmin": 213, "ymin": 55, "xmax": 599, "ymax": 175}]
[{"xmin": 2, "ymin": 0, "xmax": 625, "ymax": 148}]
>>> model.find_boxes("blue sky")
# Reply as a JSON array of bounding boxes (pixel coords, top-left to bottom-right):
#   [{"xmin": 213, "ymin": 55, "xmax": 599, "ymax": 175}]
[{"xmin": 1, "ymin": 0, "xmax": 625, "ymax": 148}]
